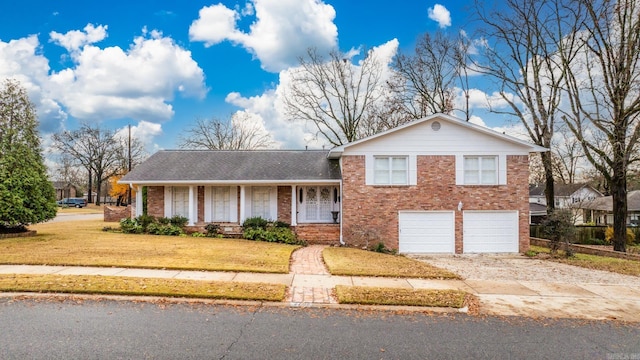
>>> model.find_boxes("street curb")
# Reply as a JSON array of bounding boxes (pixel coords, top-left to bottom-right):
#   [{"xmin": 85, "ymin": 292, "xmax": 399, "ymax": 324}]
[{"xmin": 0, "ymin": 292, "xmax": 466, "ymax": 314}]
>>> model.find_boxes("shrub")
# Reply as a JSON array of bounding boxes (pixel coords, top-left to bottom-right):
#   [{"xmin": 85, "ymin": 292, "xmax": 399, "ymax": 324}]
[
  {"xmin": 242, "ymin": 216, "xmax": 269, "ymax": 230},
  {"xmin": 243, "ymin": 224, "xmax": 303, "ymax": 245},
  {"xmin": 147, "ymin": 223, "xmax": 184, "ymax": 236},
  {"xmin": 604, "ymin": 227, "xmax": 635, "ymax": 245},
  {"xmin": 581, "ymin": 238, "xmax": 607, "ymax": 246},
  {"xmin": 204, "ymin": 223, "xmax": 221, "ymax": 237},
  {"xmin": 135, "ymin": 215, "xmax": 155, "ymax": 232},
  {"xmin": 169, "ymin": 215, "xmax": 189, "ymax": 227},
  {"xmin": 157, "ymin": 217, "xmax": 171, "ymax": 225},
  {"xmin": 272, "ymin": 220, "xmax": 290, "ymax": 229},
  {"xmin": 120, "ymin": 218, "xmax": 143, "ymax": 234},
  {"xmin": 191, "ymin": 232, "xmax": 206, "ymax": 237},
  {"xmin": 540, "ymin": 209, "xmax": 575, "ymax": 256}
]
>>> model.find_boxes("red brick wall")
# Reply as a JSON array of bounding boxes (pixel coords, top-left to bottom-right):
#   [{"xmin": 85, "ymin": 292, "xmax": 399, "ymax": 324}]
[
  {"xmin": 341, "ymin": 155, "xmax": 530, "ymax": 253},
  {"xmin": 198, "ymin": 186, "xmax": 204, "ymax": 223},
  {"xmin": 103, "ymin": 205, "xmax": 131, "ymax": 222},
  {"xmin": 147, "ymin": 186, "xmax": 164, "ymax": 218},
  {"xmin": 294, "ymin": 224, "xmax": 340, "ymax": 244},
  {"xmin": 277, "ymin": 186, "xmax": 292, "ymax": 224}
]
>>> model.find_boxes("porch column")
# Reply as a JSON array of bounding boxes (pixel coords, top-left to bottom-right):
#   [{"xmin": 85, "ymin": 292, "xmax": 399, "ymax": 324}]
[
  {"xmin": 239, "ymin": 185, "xmax": 246, "ymax": 223},
  {"xmin": 291, "ymin": 185, "xmax": 297, "ymax": 226},
  {"xmin": 135, "ymin": 185, "xmax": 143, "ymax": 217},
  {"xmin": 188, "ymin": 185, "xmax": 196, "ymax": 226}
]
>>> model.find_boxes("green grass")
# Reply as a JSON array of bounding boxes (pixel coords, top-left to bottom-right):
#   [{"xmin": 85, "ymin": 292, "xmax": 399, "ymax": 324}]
[
  {"xmin": 1, "ymin": 220, "xmax": 299, "ymax": 273},
  {"xmin": 0, "ymin": 274, "xmax": 285, "ymax": 301},
  {"xmin": 323, "ymin": 247, "xmax": 461, "ymax": 279},
  {"xmin": 530, "ymin": 246, "xmax": 640, "ymax": 277},
  {"xmin": 335, "ymin": 286, "xmax": 468, "ymax": 308}
]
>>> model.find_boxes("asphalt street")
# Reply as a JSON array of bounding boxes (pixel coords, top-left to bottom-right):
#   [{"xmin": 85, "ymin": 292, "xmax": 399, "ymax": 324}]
[{"xmin": 0, "ymin": 297, "xmax": 638, "ymax": 359}]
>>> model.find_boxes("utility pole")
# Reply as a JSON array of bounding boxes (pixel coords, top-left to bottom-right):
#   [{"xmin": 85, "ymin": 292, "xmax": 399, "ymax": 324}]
[{"xmin": 127, "ymin": 124, "xmax": 132, "ymax": 206}]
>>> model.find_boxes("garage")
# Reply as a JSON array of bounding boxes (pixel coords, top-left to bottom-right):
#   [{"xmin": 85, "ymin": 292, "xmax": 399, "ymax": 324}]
[
  {"xmin": 398, "ymin": 211, "xmax": 455, "ymax": 253},
  {"xmin": 463, "ymin": 211, "xmax": 519, "ymax": 253}
]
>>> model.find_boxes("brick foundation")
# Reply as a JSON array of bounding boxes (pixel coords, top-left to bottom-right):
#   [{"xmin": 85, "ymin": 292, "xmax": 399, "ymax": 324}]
[{"xmin": 294, "ymin": 223, "xmax": 340, "ymax": 244}]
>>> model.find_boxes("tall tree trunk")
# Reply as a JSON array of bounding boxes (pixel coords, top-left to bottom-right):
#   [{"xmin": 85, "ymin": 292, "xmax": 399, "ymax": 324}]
[
  {"xmin": 87, "ymin": 167, "xmax": 92, "ymax": 204},
  {"xmin": 541, "ymin": 151, "xmax": 555, "ymax": 213},
  {"xmin": 95, "ymin": 172, "xmax": 102, "ymax": 206},
  {"xmin": 611, "ymin": 156, "xmax": 627, "ymax": 252}
]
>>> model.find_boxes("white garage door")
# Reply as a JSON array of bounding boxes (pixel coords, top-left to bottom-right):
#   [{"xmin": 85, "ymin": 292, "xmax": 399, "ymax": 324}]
[
  {"xmin": 398, "ymin": 211, "xmax": 455, "ymax": 253},
  {"xmin": 463, "ymin": 211, "xmax": 518, "ymax": 253}
]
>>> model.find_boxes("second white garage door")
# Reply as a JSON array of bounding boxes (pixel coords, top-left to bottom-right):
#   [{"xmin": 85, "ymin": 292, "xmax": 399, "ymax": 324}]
[
  {"xmin": 398, "ymin": 211, "xmax": 455, "ymax": 253},
  {"xmin": 463, "ymin": 211, "xmax": 519, "ymax": 253}
]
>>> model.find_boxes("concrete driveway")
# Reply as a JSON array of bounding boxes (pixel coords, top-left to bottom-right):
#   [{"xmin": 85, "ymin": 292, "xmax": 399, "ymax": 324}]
[{"xmin": 410, "ymin": 254, "xmax": 640, "ymax": 321}]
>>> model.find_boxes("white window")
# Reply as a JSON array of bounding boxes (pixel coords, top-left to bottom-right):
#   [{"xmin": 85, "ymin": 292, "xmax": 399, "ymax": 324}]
[
  {"xmin": 172, "ymin": 186, "xmax": 189, "ymax": 217},
  {"xmin": 373, "ymin": 156, "xmax": 408, "ymax": 185},
  {"xmin": 301, "ymin": 186, "xmax": 336, "ymax": 222},
  {"xmin": 464, "ymin": 156, "xmax": 498, "ymax": 185},
  {"xmin": 251, "ymin": 187, "xmax": 271, "ymax": 219},
  {"xmin": 210, "ymin": 187, "xmax": 230, "ymax": 222}
]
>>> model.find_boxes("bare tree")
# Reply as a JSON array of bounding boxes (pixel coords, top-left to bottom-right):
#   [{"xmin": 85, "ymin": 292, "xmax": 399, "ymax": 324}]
[
  {"xmin": 551, "ymin": 128, "xmax": 587, "ymax": 184},
  {"xmin": 178, "ymin": 113, "xmax": 274, "ymax": 150},
  {"xmin": 52, "ymin": 124, "xmax": 125, "ymax": 206},
  {"xmin": 283, "ymin": 48, "xmax": 384, "ymax": 146},
  {"xmin": 389, "ymin": 31, "xmax": 471, "ymax": 121},
  {"xmin": 560, "ymin": 0, "xmax": 640, "ymax": 252},
  {"xmin": 474, "ymin": 0, "xmax": 583, "ymax": 214}
]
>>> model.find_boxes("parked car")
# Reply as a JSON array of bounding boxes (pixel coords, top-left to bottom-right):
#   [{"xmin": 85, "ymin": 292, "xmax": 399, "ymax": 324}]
[{"xmin": 57, "ymin": 198, "xmax": 87, "ymax": 208}]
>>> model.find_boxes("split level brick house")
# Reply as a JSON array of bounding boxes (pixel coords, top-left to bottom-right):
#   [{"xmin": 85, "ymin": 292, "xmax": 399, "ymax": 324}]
[{"xmin": 120, "ymin": 114, "xmax": 547, "ymax": 254}]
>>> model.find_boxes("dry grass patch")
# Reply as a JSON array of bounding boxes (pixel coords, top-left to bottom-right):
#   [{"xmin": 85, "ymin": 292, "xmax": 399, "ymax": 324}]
[
  {"xmin": 323, "ymin": 247, "xmax": 460, "ymax": 279},
  {"xmin": 530, "ymin": 246, "xmax": 640, "ymax": 277},
  {"xmin": 0, "ymin": 274, "xmax": 285, "ymax": 301},
  {"xmin": 1, "ymin": 221, "xmax": 298, "ymax": 273},
  {"xmin": 336, "ymin": 285, "xmax": 468, "ymax": 308}
]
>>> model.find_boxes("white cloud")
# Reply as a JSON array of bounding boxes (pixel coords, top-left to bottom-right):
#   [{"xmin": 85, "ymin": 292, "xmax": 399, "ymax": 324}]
[
  {"xmin": 225, "ymin": 39, "xmax": 400, "ymax": 149},
  {"xmin": 468, "ymin": 115, "xmax": 486, "ymax": 127},
  {"xmin": 0, "ymin": 35, "xmax": 66, "ymax": 132},
  {"xmin": 115, "ymin": 120, "xmax": 163, "ymax": 152},
  {"xmin": 189, "ymin": 0, "xmax": 338, "ymax": 72},
  {"xmin": 428, "ymin": 4, "xmax": 451, "ymax": 28},
  {"xmin": 48, "ymin": 25, "xmax": 207, "ymax": 122},
  {"xmin": 49, "ymin": 24, "xmax": 108, "ymax": 53}
]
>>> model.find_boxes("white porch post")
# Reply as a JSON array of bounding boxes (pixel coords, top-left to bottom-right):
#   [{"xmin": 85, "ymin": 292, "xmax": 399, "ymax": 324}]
[
  {"xmin": 239, "ymin": 185, "xmax": 246, "ymax": 223},
  {"xmin": 135, "ymin": 185, "xmax": 143, "ymax": 217},
  {"xmin": 188, "ymin": 186, "xmax": 196, "ymax": 226},
  {"xmin": 291, "ymin": 185, "xmax": 297, "ymax": 226}
]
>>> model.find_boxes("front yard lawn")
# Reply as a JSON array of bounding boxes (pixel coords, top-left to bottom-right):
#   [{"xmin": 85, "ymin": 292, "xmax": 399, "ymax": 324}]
[
  {"xmin": 336, "ymin": 286, "xmax": 469, "ymax": 308},
  {"xmin": 0, "ymin": 274, "xmax": 285, "ymax": 301},
  {"xmin": 1, "ymin": 221, "xmax": 298, "ymax": 273},
  {"xmin": 530, "ymin": 246, "xmax": 640, "ymax": 277},
  {"xmin": 323, "ymin": 247, "xmax": 461, "ymax": 279}
]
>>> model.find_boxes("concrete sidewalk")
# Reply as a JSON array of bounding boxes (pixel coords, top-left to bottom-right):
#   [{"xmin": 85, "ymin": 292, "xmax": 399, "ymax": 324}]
[{"xmin": 1, "ymin": 263, "xmax": 639, "ymax": 321}]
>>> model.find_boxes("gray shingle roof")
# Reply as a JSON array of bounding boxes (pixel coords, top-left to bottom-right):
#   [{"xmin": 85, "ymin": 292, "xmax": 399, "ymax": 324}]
[{"xmin": 120, "ymin": 150, "xmax": 341, "ymax": 183}]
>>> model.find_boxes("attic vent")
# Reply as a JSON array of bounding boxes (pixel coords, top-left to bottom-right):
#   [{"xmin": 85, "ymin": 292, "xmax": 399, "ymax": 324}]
[{"xmin": 431, "ymin": 121, "xmax": 441, "ymax": 131}]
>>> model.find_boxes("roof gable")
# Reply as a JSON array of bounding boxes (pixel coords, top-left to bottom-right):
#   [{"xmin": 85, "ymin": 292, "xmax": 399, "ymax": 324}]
[
  {"xmin": 328, "ymin": 114, "xmax": 548, "ymax": 158},
  {"xmin": 120, "ymin": 150, "xmax": 340, "ymax": 184}
]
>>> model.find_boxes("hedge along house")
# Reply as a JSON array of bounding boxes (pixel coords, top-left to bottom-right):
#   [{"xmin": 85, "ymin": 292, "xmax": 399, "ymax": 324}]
[{"xmin": 119, "ymin": 114, "xmax": 547, "ymax": 253}]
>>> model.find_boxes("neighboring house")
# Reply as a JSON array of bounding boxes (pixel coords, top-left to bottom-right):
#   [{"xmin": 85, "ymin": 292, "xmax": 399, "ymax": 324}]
[
  {"xmin": 582, "ymin": 190, "xmax": 640, "ymax": 226},
  {"xmin": 51, "ymin": 181, "xmax": 78, "ymax": 201},
  {"xmin": 120, "ymin": 114, "xmax": 546, "ymax": 254},
  {"xmin": 528, "ymin": 183, "xmax": 602, "ymax": 224}
]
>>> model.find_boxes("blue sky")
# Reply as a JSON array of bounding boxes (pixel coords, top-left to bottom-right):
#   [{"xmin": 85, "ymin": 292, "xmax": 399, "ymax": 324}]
[{"xmin": 0, "ymin": 1, "xmax": 514, "ymax": 155}]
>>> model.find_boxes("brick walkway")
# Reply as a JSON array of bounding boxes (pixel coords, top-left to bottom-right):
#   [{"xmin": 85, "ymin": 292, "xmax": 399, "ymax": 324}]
[{"xmin": 286, "ymin": 245, "xmax": 338, "ymax": 304}]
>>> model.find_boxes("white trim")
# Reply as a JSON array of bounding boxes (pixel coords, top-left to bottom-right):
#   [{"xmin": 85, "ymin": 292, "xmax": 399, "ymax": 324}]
[
  {"xmin": 328, "ymin": 113, "xmax": 548, "ymax": 158},
  {"xmin": 291, "ymin": 185, "xmax": 297, "ymax": 226},
  {"xmin": 188, "ymin": 186, "xmax": 196, "ymax": 226},
  {"xmin": 229, "ymin": 186, "xmax": 238, "ymax": 223},
  {"xmin": 119, "ymin": 179, "xmax": 341, "ymax": 186},
  {"xmin": 164, "ymin": 186, "xmax": 172, "ymax": 218},
  {"xmin": 239, "ymin": 186, "xmax": 246, "ymax": 223},
  {"xmin": 135, "ymin": 186, "xmax": 143, "ymax": 217}
]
